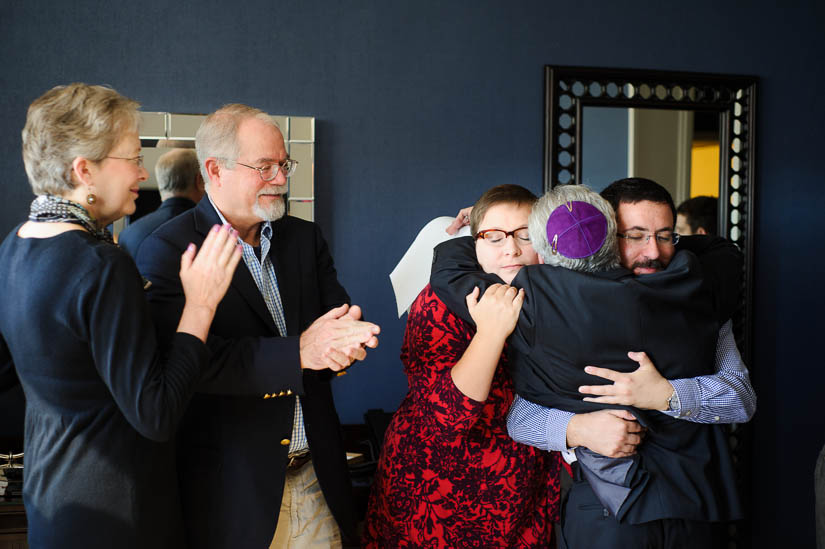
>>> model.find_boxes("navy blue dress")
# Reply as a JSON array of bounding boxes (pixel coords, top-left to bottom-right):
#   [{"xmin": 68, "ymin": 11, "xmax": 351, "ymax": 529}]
[{"xmin": 0, "ymin": 227, "xmax": 209, "ymax": 549}]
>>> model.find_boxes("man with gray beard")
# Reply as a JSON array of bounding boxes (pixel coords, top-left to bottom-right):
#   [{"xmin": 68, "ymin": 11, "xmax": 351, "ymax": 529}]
[{"xmin": 136, "ymin": 104, "xmax": 380, "ymax": 548}]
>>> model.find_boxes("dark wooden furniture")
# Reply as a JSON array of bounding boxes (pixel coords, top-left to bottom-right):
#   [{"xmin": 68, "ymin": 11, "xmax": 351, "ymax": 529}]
[{"xmin": 0, "ymin": 501, "xmax": 27, "ymax": 549}]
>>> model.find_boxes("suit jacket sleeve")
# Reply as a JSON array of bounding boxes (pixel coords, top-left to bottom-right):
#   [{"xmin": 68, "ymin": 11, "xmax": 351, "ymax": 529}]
[
  {"xmin": 306, "ymin": 223, "xmax": 351, "ymax": 381},
  {"xmin": 430, "ymin": 236, "xmax": 506, "ymax": 326},
  {"xmin": 137, "ymin": 230, "xmax": 305, "ymax": 396},
  {"xmin": 310, "ymin": 222, "xmax": 350, "ymax": 314},
  {"xmin": 429, "ymin": 236, "xmax": 536, "ymax": 358},
  {"xmin": 675, "ymin": 235, "xmax": 743, "ymax": 322}
]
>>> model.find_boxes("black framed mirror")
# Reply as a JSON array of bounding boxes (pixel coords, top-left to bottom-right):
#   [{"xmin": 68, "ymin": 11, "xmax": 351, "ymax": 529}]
[{"xmin": 544, "ymin": 65, "xmax": 757, "ymax": 546}]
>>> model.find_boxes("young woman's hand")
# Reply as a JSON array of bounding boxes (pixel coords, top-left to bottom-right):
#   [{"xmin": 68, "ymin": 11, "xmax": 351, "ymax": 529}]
[
  {"xmin": 466, "ymin": 284, "xmax": 525, "ymax": 341},
  {"xmin": 451, "ymin": 284, "xmax": 525, "ymax": 401}
]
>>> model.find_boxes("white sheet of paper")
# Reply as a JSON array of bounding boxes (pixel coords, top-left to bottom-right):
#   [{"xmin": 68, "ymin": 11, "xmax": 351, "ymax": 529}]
[{"xmin": 389, "ymin": 217, "xmax": 471, "ymax": 317}]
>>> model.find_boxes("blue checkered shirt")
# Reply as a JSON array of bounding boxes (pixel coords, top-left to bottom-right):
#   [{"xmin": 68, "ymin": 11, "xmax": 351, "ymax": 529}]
[
  {"xmin": 507, "ymin": 320, "xmax": 756, "ymax": 456},
  {"xmin": 209, "ymin": 197, "xmax": 308, "ymax": 455}
]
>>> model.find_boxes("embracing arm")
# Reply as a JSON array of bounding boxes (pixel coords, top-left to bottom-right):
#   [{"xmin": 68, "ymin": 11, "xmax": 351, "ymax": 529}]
[
  {"xmin": 402, "ymin": 285, "xmax": 519, "ymax": 438},
  {"xmin": 430, "ymin": 236, "xmax": 505, "ymax": 325},
  {"xmin": 579, "ymin": 320, "xmax": 755, "ymax": 423},
  {"xmin": 676, "ymin": 235, "xmax": 743, "ymax": 321},
  {"xmin": 450, "ymin": 285, "xmax": 524, "ymax": 401},
  {"xmin": 507, "ymin": 396, "xmax": 572, "ymax": 452},
  {"xmin": 507, "ymin": 396, "xmax": 644, "ymax": 458},
  {"xmin": 665, "ymin": 320, "xmax": 755, "ymax": 423}
]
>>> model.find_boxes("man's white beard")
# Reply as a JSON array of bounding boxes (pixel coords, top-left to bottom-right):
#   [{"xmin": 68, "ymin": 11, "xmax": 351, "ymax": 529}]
[{"xmin": 253, "ymin": 192, "xmax": 286, "ymax": 221}]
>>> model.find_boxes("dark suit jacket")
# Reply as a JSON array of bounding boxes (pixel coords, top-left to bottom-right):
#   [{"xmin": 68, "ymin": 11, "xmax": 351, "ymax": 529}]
[
  {"xmin": 135, "ymin": 199, "xmax": 356, "ymax": 548},
  {"xmin": 118, "ymin": 197, "xmax": 195, "ymax": 259}
]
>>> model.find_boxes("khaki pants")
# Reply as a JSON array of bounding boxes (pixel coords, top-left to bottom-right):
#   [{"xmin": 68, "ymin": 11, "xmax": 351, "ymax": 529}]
[{"xmin": 270, "ymin": 460, "xmax": 342, "ymax": 548}]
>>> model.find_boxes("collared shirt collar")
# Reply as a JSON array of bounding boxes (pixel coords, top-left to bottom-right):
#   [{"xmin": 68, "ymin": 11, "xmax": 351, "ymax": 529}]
[{"xmin": 205, "ymin": 193, "xmax": 272, "ymax": 245}]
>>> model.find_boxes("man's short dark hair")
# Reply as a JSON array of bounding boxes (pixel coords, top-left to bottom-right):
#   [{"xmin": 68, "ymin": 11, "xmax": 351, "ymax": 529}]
[
  {"xmin": 600, "ymin": 177, "xmax": 676, "ymax": 226},
  {"xmin": 677, "ymin": 196, "xmax": 718, "ymax": 236}
]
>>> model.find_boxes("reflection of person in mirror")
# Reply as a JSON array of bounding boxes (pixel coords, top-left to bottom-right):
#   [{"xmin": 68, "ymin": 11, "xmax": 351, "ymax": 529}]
[
  {"xmin": 436, "ymin": 178, "xmax": 755, "ymax": 549},
  {"xmin": 675, "ymin": 195, "xmax": 718, "ymax": 236},
  {"xmin": 118, "ymin": 147, "xmax": 205, "ymax": 258},
  {"xmin": 135, "ymin": 103, "xmax": 380, "ymax": 549}
]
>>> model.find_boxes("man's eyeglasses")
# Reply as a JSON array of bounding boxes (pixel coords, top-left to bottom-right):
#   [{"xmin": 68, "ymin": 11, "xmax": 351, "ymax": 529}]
[
  {"xmin": 105, "ymin": 155, "xmax": 144, "ymax": 167},
  {"xmin": 231, "ymin": 159, "xmax": 298, "ymax": 181},
  {"xmin": 475, "ymin": 227, "xmax": 531, "ymax": 246},
  {"xmin": 616, "ymin": 231, "xmax": 680, "ymax": 246}
]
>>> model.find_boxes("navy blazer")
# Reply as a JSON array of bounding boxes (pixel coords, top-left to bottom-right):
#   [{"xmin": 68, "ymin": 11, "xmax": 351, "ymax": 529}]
[{"xmin": 135, "ymin": 198, "xmax": 356, "ymax": 548}]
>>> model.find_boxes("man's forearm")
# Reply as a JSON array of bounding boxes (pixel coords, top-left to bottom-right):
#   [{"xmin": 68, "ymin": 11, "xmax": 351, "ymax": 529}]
[
  {"xmin": 662, "ymin": 320, "xmax": 755, "ymax": 423},
  {"xmin": 507, "ymin": 395, "xmax": 573, "ymax": 452}
]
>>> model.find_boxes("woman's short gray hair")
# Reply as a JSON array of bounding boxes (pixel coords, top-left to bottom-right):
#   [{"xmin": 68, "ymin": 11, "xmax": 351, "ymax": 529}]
[
  {"xmin": 195, "ymin": 104, "xmax": 281, "ymax": 189},
  {"xmin": 22, "ymin": 83, "xmax": 140, "ymax": 196},
  {"xmin": 528, "ymin": 184, "xmax": 620, "ymax": 273}
]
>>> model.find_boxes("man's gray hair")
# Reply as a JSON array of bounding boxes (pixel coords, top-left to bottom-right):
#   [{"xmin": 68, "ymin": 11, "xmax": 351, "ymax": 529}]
[
  {"xmin": 528, "ymin": 184, "xmax": 620, "ymax": 273},
  {"xmin": 155, "ymin": 148, "xmax": 200, "ymax": 194},
  {"xmin": 195, "ymin": 103, "xmax": 281, "ymax": 190}
]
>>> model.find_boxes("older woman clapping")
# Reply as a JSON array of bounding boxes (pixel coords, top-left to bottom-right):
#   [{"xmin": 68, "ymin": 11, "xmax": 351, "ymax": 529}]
[{"xmin": 0, "ymin": 83, "xmax": 241, "ymax": 549}]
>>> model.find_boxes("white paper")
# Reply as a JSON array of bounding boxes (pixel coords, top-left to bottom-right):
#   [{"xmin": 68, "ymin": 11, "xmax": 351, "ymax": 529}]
[{"xmin": 389, "ymin": 217, "xmax": 471, "ymax": 318}]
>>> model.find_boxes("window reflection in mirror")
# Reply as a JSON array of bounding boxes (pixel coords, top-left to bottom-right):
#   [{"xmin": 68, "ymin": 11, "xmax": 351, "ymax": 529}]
[{"xmin": 581, "ymin": 107, "xmax": 720, "ymax": 210}]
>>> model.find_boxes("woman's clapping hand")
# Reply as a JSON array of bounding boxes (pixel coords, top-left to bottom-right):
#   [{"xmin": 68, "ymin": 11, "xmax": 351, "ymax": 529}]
[{"xmin": 178, "ymin": 224, "xmax": 242, "ymax": 331}]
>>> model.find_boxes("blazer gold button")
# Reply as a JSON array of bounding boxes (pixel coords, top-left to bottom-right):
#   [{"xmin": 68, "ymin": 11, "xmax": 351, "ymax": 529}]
[
  {"xmin": 286, "ymin": 389, "xmax": 293, "ymax": 395},
  {"xmin": 278, "ymin": 391, "xmax": 286, "ymax": 397},
  {"xmin": 263, "ymin": 393, "xmax": 271, "ymax": 399},
  {"xmin": 280, "ymin": 438, "xmax": 290, "ymax": 446}
]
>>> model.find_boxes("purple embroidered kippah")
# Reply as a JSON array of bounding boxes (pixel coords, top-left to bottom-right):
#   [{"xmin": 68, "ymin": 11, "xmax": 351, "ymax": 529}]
[{"xmin": 545, "ymin": 201, "xmax": 608, "ymax": 259}]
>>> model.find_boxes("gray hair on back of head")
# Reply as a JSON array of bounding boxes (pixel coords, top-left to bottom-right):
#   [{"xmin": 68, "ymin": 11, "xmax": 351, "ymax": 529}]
[
  {"xmin": 195, "ymin": 104, "xmax": 281, "ymax": 191},
  {"xmin": 155, "ymin": 148, "xmax": 200, "ymax": 194},
  {"xmin": 528, "ymin": 184, "xmax": 620, "ymax": 273}
]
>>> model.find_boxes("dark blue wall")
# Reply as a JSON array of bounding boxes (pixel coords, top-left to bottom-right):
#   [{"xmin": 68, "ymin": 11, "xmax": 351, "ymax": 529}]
[{"xmin": 1, "ymin": 1, "xmax": 823, "ymax": 546}]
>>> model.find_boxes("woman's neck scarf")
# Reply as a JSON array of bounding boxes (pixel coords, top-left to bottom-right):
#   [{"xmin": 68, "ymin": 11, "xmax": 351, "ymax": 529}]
[{"xmin": 28, "ymin": 194, "xmax": 114, "ymax": 245}]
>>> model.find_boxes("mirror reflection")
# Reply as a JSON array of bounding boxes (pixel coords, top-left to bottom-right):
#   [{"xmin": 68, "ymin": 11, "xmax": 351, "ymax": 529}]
[
  {"xmin": 580, "ymin": 107, "xmax": 721, "ymax": 237},
  {"xmin": 581, "ymin": 107, "xmax": 720, "ymax": 234}
]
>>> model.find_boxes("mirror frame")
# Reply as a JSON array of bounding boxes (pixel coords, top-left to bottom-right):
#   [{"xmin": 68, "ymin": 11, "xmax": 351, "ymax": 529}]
[
  {"xmin": 544, "ymin": 65, "xmax": 757, "ymax": 357},
  {"xmin": 544, "ymin": 64, "xmax": 757, "ymax": 545}
]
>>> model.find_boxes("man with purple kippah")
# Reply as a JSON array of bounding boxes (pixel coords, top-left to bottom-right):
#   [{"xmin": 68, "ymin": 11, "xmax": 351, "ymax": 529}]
[{"xmin": 431, "ymin": 181, "xmax": 754, "ymax": 549}]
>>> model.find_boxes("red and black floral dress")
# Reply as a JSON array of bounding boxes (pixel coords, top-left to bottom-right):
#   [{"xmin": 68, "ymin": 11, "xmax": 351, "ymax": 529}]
[{"xmin": 363, "ymin": 285, "xmax": 561, "ymax": 548}]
